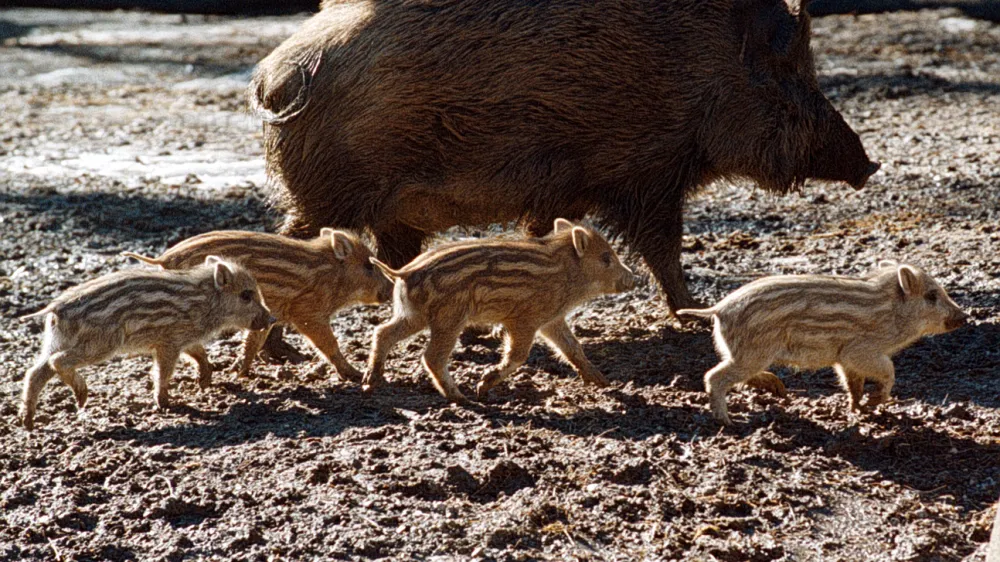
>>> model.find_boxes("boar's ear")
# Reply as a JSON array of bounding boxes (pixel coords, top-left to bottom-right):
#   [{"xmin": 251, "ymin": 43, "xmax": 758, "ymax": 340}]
[
  {"xmin": 553, "ymin": 218, "xmax": 574, "ymax": 233},
  {"xmin": 211, "ymin": 259, "xmax": 235, "ymax": 289},
  {"xmin": 326, "ymin": 229, "xmax": 355, "ymax": 261},
  {"xmin": 897, "ymin": 265, "xmax": 923, "ymax": 297},
  {"xmin": 570, "ymin": 227, "xmax": 590, "ymax": 258}
]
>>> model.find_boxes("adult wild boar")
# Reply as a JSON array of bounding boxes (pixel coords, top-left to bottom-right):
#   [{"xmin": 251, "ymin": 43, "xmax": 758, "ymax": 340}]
[{"xmin": 249, "ymin": 0, "xmax": 880, "ymax": 314}]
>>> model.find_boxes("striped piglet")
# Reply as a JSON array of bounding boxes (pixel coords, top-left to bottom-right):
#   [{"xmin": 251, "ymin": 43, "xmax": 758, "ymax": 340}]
[
  {"xmin": 124, "ymin": 229, "xmax": 392, "ymax": 382},
  {"xmin": 678, "ymin": 260, "xmax": 968, "ymax": 425},
  {"xmin": 365, "ymin": 219, "xmax": 637, "ymax": 404},
  {"xmin": 20, "ymin": 257, "xmax": 273, "ymax": 430}
]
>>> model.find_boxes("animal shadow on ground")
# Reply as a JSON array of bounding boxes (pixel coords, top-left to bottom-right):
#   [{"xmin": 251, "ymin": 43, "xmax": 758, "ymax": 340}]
[
  {"xmin": 0, "ymin": 188, "xmax": 273, "ymax": 250},
  {"xmin": 90, "ymin": 381, "xmax": 437, "ymax": 450},
  {"xmin": 747, "ymin": 408, "xmax": 1000, "ymax": 508}
]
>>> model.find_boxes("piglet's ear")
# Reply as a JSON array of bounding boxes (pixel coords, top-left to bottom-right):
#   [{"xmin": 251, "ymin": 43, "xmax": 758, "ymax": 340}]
[
  {"xmin": 570, "ymin": 226, "xmax": 590, "ymax": 258},
  {"xmin": 326, "ymin": 229, "xmax": 355, "ymax": 261},
  {"xmin": 877, "ymin": 259, "xmax": 898, "ymax": 269},
  {"xmin": 553, "ymin": 218, "xmax": 574, "ymax": 233},
  {"xmin": 897, "ymin": 265, "xmax": 923, "ymax": 297},
  {"xmin": 212, "ymin": 259, "xmax": 235, "ymax": 290},
  {"xmin": 204, "ymin": 255, "xmax": 222, "ymax": 267}
]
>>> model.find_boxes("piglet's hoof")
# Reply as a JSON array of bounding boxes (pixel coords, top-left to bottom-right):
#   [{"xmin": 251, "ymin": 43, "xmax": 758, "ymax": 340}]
[
  {"xmin": 742, "ymin": 372, "xmax": 787, "ymax": 399},
  {"xmin": 581, "ymin": 370, "xmax": 610, "ymax": 387}
]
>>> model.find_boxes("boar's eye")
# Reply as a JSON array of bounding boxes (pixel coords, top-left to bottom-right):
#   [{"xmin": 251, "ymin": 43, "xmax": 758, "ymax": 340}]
[
  {"xmin": 601, "ymin": 252, "xmax": 612, "ymax": 267},
  {"xmin": 924, "ymin": 291, "xmax": 938, "ymax": 304},
  {"xmin": 240, "ymin": 289, "xmax": 254, "ymax": 303}
]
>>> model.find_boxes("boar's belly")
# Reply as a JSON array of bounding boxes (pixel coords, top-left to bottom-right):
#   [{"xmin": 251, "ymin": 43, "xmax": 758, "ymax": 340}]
[{"xmin": 391, "ymin": 183, "xmax": 523, "ymax": 233}]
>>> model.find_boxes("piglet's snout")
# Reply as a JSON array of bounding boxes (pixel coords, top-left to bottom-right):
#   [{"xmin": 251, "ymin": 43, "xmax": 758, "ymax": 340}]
[
  {"xmin": 252, "ymin": 314, "xmax": 277, "ymax": 331},
  {"xmin": 945, "ymin": 311, "xmax": 969, "ymax": 331}
]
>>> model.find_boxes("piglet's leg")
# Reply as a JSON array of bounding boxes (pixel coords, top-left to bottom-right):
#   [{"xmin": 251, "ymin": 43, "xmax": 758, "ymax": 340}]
[
  {"xmin": 422, "ymin": 323, "xmax": 469, "ymax": 406},
  {"xmin": 21, "ymin": 357, "xmax": 59, "ymax": 431},
  {"xmin": 833, "ymin": 364, "xmax": 865, "ymax": 412},
  {"xmin": 152, "ymin": 347, "xmax": 180, "ymax": 410},
  {"xmin": 49, "ymin": 350, "xmax": 90, "ymax": 411},
  {"xmin": 838, "ymin": 353, "xmax": 895, "ymax": 410},
  {"xmin": 237, "ymin": 326, "xmax": 271, "ymax": 378},
  {"xmin": 704, "ymin": 358, "xmax": 765, "ymax": 426},
  {"xmin": 292, "ymin": 315, "xmax": 363, "ymax": 383},
  {"xmin": 365, "ymin": 314, "xmax": 422, "ymax": 392},
  {"xmin": 476, "ymin": 324, "xmax": 536, "ymax": 398},
  {"xmin": 183, "ymin": 344, "xmax": 214, "ymax": 390},
  {"xmin": 537, "ymin": 318, "xmax": 608, "ymax": 387}
]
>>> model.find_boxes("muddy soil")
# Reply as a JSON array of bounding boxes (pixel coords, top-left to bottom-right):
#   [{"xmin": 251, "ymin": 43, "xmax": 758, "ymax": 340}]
[{"xmin": 0, "ymin": 7, "xmax": 998, "ymax": 561}]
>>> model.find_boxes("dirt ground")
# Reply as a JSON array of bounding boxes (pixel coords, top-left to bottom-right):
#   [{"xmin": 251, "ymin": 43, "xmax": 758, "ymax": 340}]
[{"xmin": 0, "ymin": 7, "xmax": 998, "ymax": 561}]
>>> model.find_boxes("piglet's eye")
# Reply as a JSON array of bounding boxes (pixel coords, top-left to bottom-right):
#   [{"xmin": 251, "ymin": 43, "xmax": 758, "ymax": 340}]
[
  {"xmin": 601, "ymin": 252, "xmax": 612, "ymax": 266},
  {"xmin": 924, "ymin": 291, "xmax": 938, "ymax": 304},
  {"xmin": 364, "ymin": 261, "xmax": 375, "ymax": 272},
  {"xmin": 240, "ymin": 290, "xmax": 254, "ymax": 303}
]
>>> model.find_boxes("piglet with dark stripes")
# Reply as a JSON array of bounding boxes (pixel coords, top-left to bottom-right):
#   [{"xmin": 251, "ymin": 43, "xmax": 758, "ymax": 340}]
[
  {"xmin": 678, "ymin": 260, "xmax": 969, "ymax": 425},
  {"xmin": 364, "ymin": 219, "xmax": 637, "ymax": 405},
  {"xmin": 19, "ymin": 257, "xmax": 274, "ymax": 430},
  {"xmin": 123, "ymin": 229, "xmax": 392, "ymax": 381}
]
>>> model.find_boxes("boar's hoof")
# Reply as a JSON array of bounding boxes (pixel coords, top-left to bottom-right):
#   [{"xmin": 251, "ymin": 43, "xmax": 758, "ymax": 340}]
[
  {"xmin": 21, "ymin": 413, "xmax": 34, "ymax": 432},
  {"xmin": 361, "ymin": 370, "xmax": 386, "ymax": 393}
]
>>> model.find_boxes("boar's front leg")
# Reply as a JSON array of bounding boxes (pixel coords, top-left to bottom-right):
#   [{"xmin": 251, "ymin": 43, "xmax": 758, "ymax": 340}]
[
  {"xmin": 537, "ymin": 318, "xmax": 609, "ymax": 387},
  {"xmin": 476, "ymin": 324, "xmax": 537, "ymax": 398},
  {"xmin": 631, "ymin": 202, "xmax": 699, "ymax": 315}
]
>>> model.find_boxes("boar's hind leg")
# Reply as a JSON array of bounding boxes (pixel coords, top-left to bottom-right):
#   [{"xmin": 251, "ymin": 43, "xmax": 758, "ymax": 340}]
[
  {"xmin": 537, "ymin": 318, "xmax": 609, "ymax": 388},
  {"xmin": 631, "ymin": 205, "xmax": 699, "ymax": 315},
  {"xmin": 292, "ymin": 315, "xmax": 363, "ymax": 383},
  {"xmin": 151, "ymin": 347, "xmax": 181, "ymax": 410},
  {"xmin": 183, "ymin": 344, "xmax": 214, "ymax": 390},
  {"xmin": 476, "ymin": 324, "xmax": 536, "ymax": 399},
  {"xmin": 364, "ymin": 315, "xmax": 423, "ymax": 392},
  {"xmin": 422, "ymin": 323, "xmax": 470, "ymax": 406}
]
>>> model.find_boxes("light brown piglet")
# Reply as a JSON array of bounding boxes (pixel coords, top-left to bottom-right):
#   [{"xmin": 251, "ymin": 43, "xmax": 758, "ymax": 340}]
[
  {"xmin": 20, "ymin": 257, "xmax": 274, "ymax": 430},
  {"xmin": 364, "ymin": 219, "xmax": 637, "ymax": 404},
  {"xmin": 123, "ymin": 229, "xmax": 392, "ymax": 382},
  {"xmin": 678, "ymin": 260, "xmax": 969, "ymax": 425}
]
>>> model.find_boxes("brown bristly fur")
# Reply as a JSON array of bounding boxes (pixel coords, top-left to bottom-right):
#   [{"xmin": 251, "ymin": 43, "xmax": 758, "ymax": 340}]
[
  {"xmin": 19, "ymin": 258, "xmax": 274, "ymax": 431},
  {"xmin": 123, "ymin": 229, "xmax": 392, "ymax": 382},
  {"xmin": 248, "ymin": 0, "xmax": 879, "ymax": 316},
  {"xmin": 677, "ymin": 260, "xmax": 969, "ymax": 425},
  {"xmin": 364, "ymin": 219, "xmax": 637, "ymax": 404}
]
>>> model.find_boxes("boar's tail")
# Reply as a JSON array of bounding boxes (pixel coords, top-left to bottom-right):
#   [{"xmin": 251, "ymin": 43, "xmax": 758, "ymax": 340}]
[
  {"xmin": 121, "ymin": 251, "xmax": 163, "ymax": 267},
  {"xmin": 369, "ymin": 258, "xmax": 400, "ymax": 282},
  {"xmin": 675, "ymin": 307, "xmax": 719, "ymax": 319},
  {"xmin": 247, "ymin": 51, "xmax": 322, "ymax": 126}
]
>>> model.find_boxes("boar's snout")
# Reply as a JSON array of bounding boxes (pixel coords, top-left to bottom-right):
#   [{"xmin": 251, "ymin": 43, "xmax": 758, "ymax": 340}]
[{"xmin": 808, "ymin": 106, "xmax": 880, "ymax": 190}]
